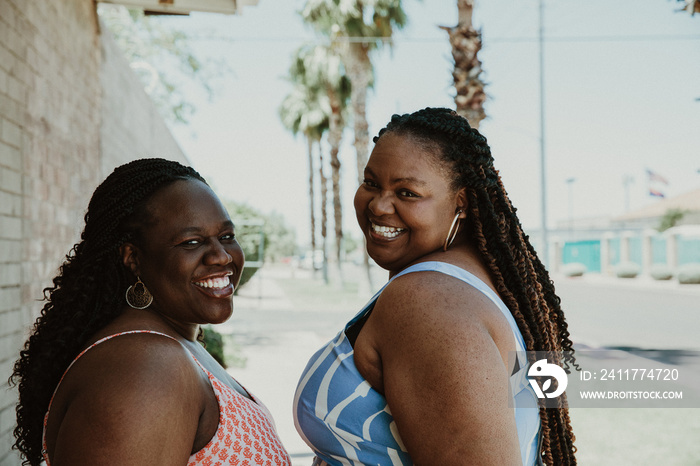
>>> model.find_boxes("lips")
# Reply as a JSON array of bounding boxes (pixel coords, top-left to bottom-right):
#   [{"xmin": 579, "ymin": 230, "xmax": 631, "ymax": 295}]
[{"xmin": 370, "ymin": 222, "xmax": 406, "ymax": 239}]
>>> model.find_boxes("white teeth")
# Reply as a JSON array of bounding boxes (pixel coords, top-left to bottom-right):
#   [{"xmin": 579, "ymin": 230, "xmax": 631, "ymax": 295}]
[
  {"xmin": 195, "ymin": 276, "xmax": 231, "ymax": 289},
  {"xmin": 371, "ymin": 223, "xmax": 405, "ymax": 238}
]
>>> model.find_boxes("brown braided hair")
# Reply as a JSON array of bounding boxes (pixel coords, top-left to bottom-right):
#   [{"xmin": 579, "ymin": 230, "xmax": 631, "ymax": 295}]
[
  {"xmin": 9, "ymin": 158, "xmax": 206, "ymax": 466},
  {"xmin": 374, "ymin": 107, "xmax": 577, "ymax": 465}
]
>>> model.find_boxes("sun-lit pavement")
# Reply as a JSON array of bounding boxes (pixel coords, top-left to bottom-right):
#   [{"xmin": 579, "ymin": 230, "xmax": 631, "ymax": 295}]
[{"xmin": 216, "ymin": 264, "xmax": 700, "ymax": 465}]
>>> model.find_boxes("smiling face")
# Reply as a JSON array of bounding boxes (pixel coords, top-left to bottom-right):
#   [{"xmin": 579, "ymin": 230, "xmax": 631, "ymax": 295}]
[
  {"xmin": 354, "ymin": 132, "xmax": 466, "ymax": 274},
  {"xmin": 124, "ymin": 179, "xmax": 244, "ymax": 337}
]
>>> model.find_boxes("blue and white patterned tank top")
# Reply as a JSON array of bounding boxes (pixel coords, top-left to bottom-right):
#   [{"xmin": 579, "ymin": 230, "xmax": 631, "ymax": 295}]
[{"xmin": 293, "ymin": 261, "xmax": 541, "ymax": 466}]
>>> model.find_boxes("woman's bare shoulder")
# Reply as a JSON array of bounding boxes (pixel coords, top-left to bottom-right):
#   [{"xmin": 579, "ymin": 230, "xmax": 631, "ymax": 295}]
[
  {"xmin": 68, "ymin": 331, "xmax": 201, "ymax": 395},
  {"xmin": 47, "ymin": 332, "xmax": 205, "ymax": 464},
  {"xmin": 377, "ymin": 269, "xmax": 509, "ymax": 329},
  {"xmin": 370, "ymin": 268, "xmax": 516, "ymax": 363}
]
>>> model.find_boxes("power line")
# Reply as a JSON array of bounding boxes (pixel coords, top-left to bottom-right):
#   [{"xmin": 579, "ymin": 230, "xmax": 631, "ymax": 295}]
[
  {"xmin": 492, "ymin": 33, "xmax": 700, "ymax": 43},
  {"xmin": 189, "ymin": 33, "xmax": 700, "ymax": 44}
]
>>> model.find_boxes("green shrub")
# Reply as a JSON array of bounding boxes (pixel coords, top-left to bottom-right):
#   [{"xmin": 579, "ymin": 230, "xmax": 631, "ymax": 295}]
[
  {"xmin": 677, "ymin": 263, "xmax": 700, "ymax": 285},
  {"xmin": 200, "ymin": 325, "xmax": 226, "ymax": 367},
  {"xmin": 561, "ymin": 262, "xmax": 586, "ymax": 277},
  {"xmin": 615, "ymin": 261, "xmax": 640, "ymax": 279},
  {"xmin": 650, "ymin": 264, "xmax": 674, "ymax": 281}
]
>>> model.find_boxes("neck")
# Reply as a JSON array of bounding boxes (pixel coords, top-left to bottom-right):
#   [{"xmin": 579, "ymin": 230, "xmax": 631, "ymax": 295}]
[{"xmin": 137, "ymin": 307, "xmax": 200, "ymax": 341}]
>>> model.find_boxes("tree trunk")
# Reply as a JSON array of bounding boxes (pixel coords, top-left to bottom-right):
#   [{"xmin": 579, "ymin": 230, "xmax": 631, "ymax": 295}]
[
  {"xmin": 318, "ymin": 141, "xmax": 329, "ymax": 284},
  {"xmin": 440, "ymin": 0, "xmax": 486, "ymax": 129},
  {"xmin": 342, "ymin": 41, "xmax": 374, "ymax": 292},
  {"xmin": 343, "ymin": 42, "xmax": 372, "ymax": 186},
  {"xmin": 327, "ymin": 86, "xmax": 344, "ymax": 286},
  {"xmin": 307, "ymin": 136, "xmax": 316, "ymax": 261},
  {"xmin": 680, "ymin": 0, "xmax": 700, "ymax": 14}
]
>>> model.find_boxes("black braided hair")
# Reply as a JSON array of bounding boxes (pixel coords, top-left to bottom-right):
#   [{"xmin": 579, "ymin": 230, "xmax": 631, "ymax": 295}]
[
  {"xmin": 9, "ymin": 158, "xmax": 206, "ymax": 466},
  {"xmin": 374, "ymin": 108, "xmax": 577, "ymax": 465}
]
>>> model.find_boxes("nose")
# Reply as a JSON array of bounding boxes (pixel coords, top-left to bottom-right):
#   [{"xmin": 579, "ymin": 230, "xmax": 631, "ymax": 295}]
[
  {"xmin": 368, "ymin": 191, "xmax": 395, "ymax": 216},
  {"xmin": 204, "ymin": 238, "xmax": 233, "ymax": 266}
]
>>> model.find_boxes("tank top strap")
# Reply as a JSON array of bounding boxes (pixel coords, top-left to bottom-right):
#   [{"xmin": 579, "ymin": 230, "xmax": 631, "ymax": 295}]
[
  {"xmin": 388, "ymin": 261, "xmax": 528, "ymax": 355},
  {"xmin": 346, "ymin": 260, "xmax": 461, "ymax": 327},
  {"xmin": 63, "ymin": 330, "xmax": 179, "ymax": 378}
]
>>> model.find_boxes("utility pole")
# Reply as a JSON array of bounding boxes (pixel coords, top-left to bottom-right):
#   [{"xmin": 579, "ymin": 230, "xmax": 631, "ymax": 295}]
[
  {"xmin": 622, "ymin": 175, "xmax": 634, "ymax": 213},
  {"xmin": 538, "ymin": 0, "xmax": 549, "ymax": 267},
  {"xmin": 566, "ymin": 177, "xmax": 576, "ymax": 236}
]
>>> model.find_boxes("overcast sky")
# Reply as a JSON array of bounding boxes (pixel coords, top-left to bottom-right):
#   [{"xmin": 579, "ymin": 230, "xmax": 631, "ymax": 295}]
[{"xmin": 163, "ymin": 0, "xmax": 700, "ymax": 249}]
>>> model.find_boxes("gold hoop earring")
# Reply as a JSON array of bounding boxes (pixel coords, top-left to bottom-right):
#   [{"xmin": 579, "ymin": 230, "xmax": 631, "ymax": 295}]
[
  {"xmin": 443, "ymin": 210, "xmax": 463, "ymax": 251},
  {"xmin": 125, "ymin": 277, "xmax": 153, "ymax": 309}
]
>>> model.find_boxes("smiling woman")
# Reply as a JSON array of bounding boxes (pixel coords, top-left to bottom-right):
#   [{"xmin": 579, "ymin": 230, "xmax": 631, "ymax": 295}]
[
  {"xmin": 294, "ymin": 108, "xmax": 577, "ymax": 466},
  {"xmin": 10, "ymin": 159, "xmax": 291, "ymax": 466}
]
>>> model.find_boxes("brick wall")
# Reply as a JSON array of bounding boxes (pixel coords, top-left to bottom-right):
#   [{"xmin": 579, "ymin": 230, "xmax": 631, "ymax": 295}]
[{"xmin": 0, "ymin": 1, "xmax": 188, "ymax": 464}]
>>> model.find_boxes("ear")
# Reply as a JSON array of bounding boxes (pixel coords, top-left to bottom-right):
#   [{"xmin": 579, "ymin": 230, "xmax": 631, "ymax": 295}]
[
  {"xmin": 120, "ymin": 243, "xmax": 141, "ymax": 277},
  {"xmin": 455, "ymin": 188, "xmax": 468, "ymax": 218}
]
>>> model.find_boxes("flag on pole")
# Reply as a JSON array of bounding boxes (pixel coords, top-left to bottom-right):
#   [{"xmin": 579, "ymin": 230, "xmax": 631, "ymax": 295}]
[
  {"xmin": 646, "ymin": 168, "xmax": 669, "ymax": 198},
  {"xmin": 646, "ymin": 169, "xmax": 669, "ymax": 185}
]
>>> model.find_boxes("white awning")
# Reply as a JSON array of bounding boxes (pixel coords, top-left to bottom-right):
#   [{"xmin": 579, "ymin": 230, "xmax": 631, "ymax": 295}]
[{"xmin": 98, "ymin": 0, "xmax": 259, "ymax": 15}]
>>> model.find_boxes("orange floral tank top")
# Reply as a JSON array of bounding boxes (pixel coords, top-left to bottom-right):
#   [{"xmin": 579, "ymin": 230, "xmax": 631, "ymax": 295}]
[{"xmin": 42, "ymin": 330, "xmax": 291, "ymax": 466}]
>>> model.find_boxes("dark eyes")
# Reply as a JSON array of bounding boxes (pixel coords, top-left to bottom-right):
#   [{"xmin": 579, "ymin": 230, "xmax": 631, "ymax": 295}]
[
  {"xmin": 363, "ymin": 180, "xmax": 418, "ymax": 198},
  {"xmin": 220, "ymin": 233, "xmax": 236, "ymax": 242},
  {"xmin": 180, "ymin": 233, "xmax": 236, "ymax": 247}
]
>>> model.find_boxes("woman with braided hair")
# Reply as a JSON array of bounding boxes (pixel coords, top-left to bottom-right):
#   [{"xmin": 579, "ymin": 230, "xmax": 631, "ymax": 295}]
[
  {"xmin": 294, "ymin": 108, "xmax": 576, "ymax": 465},
  {"xmin": 11, "ymin": 158, "xmax": 291, "ymax": 466}
]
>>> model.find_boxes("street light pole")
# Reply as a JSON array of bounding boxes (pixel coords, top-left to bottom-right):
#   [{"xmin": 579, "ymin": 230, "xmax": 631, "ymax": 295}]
[
  {"xmin": 622, "ymin": 175, "xmax": 634, "ymax": 213},
  {"xmin": 566, "ymin": 177, "xmax": 576, "ymax": 236},
  {"xmin": 538, "ymin": 0, "xmax": 548, "ymax": 267}
]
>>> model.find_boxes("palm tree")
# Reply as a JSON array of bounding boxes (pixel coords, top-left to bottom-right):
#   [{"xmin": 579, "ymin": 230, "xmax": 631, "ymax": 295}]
[
  {"xmin": 675, "ymin": 0, "xmax": 699, "ymax": 14},
  {"xmin": 279, "ymin": 83, "xmax": 328, "ymax": 270},
  {"xmin": 291, "ymin": 44, "xmax": 351, "ymax": 284},
  {"xmin": 301, "ymin": 0, "xmax": 407, "ymax": 289},
  {"xmin": 440, "ymin": 0, "xmax": 486, "ymax": 128},
  {"xmin": 318, "ymin": 139, "xmax": 330, "ymax": 283}
]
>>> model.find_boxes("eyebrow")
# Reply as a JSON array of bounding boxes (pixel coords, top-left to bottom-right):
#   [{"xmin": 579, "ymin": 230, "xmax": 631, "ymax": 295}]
[
  {"xmin": 365, "ymin": 167, "xmax": 428, "ymax": 187},
  {"xmin": 176, "ymin": 220, "xmax": 235, "ymax": 235}
]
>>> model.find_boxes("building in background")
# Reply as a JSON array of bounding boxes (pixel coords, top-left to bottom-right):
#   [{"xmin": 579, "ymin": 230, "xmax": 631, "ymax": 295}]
[{"xmin": 551, "ymin": 188, "xmax": 700, "ymax": 275}]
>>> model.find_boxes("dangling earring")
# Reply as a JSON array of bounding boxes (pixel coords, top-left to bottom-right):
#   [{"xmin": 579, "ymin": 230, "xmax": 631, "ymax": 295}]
[
  {"xmin": 443, "ymin": 210, "xmax": 464, "ymax": 251},
  {"xmin": 125, "ymin": 276, "xmax": 153, "ymax": 309}
]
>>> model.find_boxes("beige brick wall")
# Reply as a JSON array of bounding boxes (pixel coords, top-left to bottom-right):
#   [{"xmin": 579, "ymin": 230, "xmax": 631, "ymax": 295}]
[
  {"xmin": 1, "ymin": 1, "xmax": 100, "ymax": 463},
  {"xmin": 0, "ymin": 1, "xmax": 188, "ymax": 463}
]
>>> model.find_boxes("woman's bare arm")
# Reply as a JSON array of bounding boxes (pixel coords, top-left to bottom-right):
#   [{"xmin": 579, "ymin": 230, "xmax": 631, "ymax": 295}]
[{"xmin": 365, "ymin": 271, "xmax": 522, "ymax": 465}]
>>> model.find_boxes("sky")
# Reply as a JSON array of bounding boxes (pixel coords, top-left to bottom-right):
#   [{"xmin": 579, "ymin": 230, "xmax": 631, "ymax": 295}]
[{"xmin": 160, "ymin": 0, "xmax": 700, "ymax": 250}]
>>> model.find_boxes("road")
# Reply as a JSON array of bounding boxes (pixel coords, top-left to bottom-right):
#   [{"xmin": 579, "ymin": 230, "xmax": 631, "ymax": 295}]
[{"xmin": 555, "ymin": 276, "xmax": 700, "ymax": 351}]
